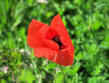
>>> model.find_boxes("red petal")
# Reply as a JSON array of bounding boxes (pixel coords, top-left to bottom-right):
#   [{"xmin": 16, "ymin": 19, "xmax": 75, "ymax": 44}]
[
  {"xmin": 50, "ymin": 15, "xmax": 72, "ymax": 46},
  {"xmin": 54, "ymin": 48, "xmax": 74, "ymax": 66},
  {"xmin": 34, "ymin": 48, "xmax": 58, "ymax": 62},
  {"xmin": 45, "ymin": 40, "xmax": 59, "ymax": 50},
  {"xmin": 46, "ymin": 28, "xmax": 59, "ymax": 40},
  {"xmin": 45, "ymin": 28, "xmax": 60, "ymax": 50},
  {"xmin": 27, "ymin": 19, "xmax": 49, "ymax": 48}
]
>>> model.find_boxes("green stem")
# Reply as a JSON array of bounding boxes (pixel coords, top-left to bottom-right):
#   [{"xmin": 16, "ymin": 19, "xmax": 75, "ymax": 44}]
[
  {"xmin": 54, "ymin": 68, "xmax": 57, "ymax": 83},
  {"xmin": 59, "ymin": 65, "xmax": 66, "ymax": 83},
  {"xmin": 30, "ymin": 50, "xmax": 38, "ymax": 83}
]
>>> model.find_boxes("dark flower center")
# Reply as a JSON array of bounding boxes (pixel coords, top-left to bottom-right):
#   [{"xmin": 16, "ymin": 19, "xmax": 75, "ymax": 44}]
[{"xmin": 52, "ymin": 35, "xmax": 64, "ymax": 50}]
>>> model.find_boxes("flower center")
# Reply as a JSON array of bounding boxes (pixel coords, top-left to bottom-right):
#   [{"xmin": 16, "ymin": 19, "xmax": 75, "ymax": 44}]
[{"xmin": 52, "ymin": 35, "xmax": 65, "ymax": 50}]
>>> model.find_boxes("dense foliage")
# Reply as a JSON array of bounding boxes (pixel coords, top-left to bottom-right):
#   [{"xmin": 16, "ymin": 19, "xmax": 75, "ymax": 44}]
[{"xmin": 0, "ymin": 0, "xmax": 109, "ymax": 83}]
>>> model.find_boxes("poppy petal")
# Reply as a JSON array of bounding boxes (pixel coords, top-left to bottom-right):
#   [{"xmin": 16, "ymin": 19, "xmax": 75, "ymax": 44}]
[
  {"xmin": 27, "ymin": 19, "xmax": 49, "ymax": 48},
  {"xmin": 46, "ymin": 28, "xmax": 59, "ymax": 40},
  {"xmin": 45, "ymin": 28, "xmax": 60, "ymax": 50},
  {"xmin": 45, "ymin": 40, "xmax": 59, "ymax": 50},
  {"xmin": 54, "ymin": 48, "xmax": 74, "ymax": 66},
  {"xmin": 50, "ymin": 15, "xmax": 72, "ymax": 46},
  {"xmin": 34, "ymin": 48, "xmax": 58, "ymax": 62}
]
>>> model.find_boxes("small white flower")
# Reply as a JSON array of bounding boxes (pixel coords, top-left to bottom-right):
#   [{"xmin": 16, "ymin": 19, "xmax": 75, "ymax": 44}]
[
  {"xmin": 37, "ymin": 0, "xmax": 48, "ymax": 4},
  {"xmin": 19, "ymin": 49, "xmax": 25, "ymax": 53},
  {"xmin": 3, "ymin": 66, "xmax": 8, "ymax": 73},
  {"xmin": 26, "ymin": 50, "xmax": 31, "ymax": 55},
  {"xmin": 18, "ymin": 38, "xmax": 22, "ymax": 42}
]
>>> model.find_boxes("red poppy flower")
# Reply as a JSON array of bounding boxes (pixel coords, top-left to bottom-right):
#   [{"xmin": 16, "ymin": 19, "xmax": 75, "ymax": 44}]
[{"xmin": 27, "ymin": 15, "xmax": 74, "ymax": 66}]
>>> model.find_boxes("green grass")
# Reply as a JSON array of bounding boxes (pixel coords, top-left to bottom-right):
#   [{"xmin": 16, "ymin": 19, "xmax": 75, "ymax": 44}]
[{"xmin": 0, "ymin": 0, "xmax": 109, "ymax": 83}]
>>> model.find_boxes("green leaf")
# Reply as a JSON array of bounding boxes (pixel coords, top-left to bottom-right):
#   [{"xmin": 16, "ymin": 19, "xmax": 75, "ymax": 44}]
[
  {"xmin": 0, "ymin": 79, "xmax": 6, "ymax": 83},
  {"xmin": 56, "ymin": 72, "xmax": 64, "ymax": 83},
  {"xmin": 93, "ymin": 21, "xmax": 101, "ymax": 30},
  {"xmin": 18, "ymin": 70, "xmax": 35, "ymax": 83}
]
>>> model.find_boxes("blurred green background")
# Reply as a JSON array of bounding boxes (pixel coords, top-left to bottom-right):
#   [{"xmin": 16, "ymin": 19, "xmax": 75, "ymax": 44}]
[{"xmin": 0, "ymin": 0, "xmax": 109, "ymax": 83}]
